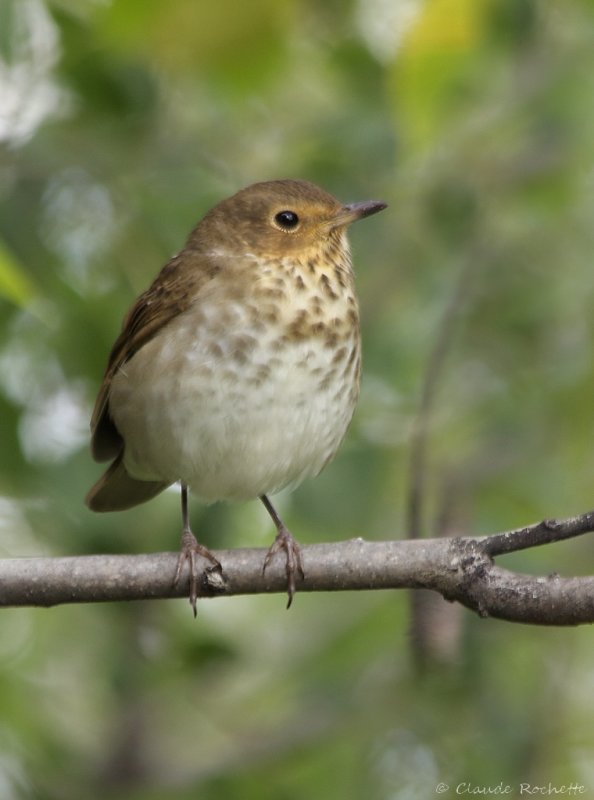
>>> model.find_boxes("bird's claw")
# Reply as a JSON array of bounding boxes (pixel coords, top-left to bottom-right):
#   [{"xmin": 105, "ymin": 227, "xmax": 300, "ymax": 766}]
[
  {"xmin": 174, "ymin": 529, "xmax": 222, "ymax": 617},
  {"xmin": 263, "ymin": 527, "xmax": 305, "ymax": 609}
]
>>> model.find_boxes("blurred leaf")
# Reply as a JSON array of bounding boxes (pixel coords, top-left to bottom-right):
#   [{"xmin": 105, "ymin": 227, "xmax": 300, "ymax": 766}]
[
  {"xmin": 0, "ymin": 240, "xmax": 36, "ymax": 307},
  {"xmin": 92, "ymin": 0, "xmax": 293, "ymax": 89},
  {"xmin": 390, "ymin": 0, "xmax": 489, "ymax": 151}
]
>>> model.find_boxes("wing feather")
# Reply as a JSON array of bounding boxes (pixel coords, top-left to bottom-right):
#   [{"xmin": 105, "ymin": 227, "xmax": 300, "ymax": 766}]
[{"xmin": 89, "ymin": 249, "xmax": 213, "ymax": 462}]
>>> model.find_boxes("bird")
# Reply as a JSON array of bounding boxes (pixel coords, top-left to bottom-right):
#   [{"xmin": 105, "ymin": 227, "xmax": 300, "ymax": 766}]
[{"xmin": 85, "ymin": 179, "xmax": 386, "ymax": 614}]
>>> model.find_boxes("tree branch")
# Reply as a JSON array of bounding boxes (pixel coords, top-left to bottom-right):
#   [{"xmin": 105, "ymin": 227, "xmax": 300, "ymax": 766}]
[{"xmin": 1, "ymin": 509, "xmax": 593, "ymax": 625}]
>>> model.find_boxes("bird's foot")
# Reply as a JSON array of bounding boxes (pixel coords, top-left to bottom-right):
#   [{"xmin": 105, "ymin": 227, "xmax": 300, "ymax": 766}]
[
  {"xmin": 262, "ymin": 525, "xmax": 305, "ymax": 609},
  {"xmin": 173, "ymin": 529, "xmax": 222, "ymax": 617}
]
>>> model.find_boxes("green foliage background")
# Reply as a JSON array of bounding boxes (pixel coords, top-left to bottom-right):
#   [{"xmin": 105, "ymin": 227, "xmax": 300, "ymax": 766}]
[{"xmin": 1, "ymin": 0, "xmax": 594, "ymax": 797}]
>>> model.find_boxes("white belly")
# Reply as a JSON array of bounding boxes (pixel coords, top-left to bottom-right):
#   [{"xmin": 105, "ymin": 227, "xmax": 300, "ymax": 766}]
[{"xmin": 109, "ymin": 308, "xmax": 360, "ymax": 502}]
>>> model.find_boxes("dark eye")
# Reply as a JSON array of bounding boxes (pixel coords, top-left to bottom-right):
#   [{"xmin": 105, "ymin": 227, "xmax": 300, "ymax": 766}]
[{"xmin": 274, "ymin": 210, "xmax": 300, "ymax": 231}]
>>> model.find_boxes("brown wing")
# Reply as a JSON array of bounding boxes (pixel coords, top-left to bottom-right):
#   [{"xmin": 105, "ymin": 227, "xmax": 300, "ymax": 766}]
[{"xmin": 89, "ymin": 251, "xmax": 206, "ymax": 462}]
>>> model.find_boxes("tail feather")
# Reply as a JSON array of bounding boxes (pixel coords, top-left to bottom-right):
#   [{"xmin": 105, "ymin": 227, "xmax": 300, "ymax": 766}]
[{"xmin": 86, "ymin": 454, "xmax": 170, "ymax": 512}]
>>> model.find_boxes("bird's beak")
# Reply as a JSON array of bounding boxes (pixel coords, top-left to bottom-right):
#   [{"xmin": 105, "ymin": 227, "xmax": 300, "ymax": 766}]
[{"xmin": 332, "ymin": 199, "xmax": 388, "ymax": 228}]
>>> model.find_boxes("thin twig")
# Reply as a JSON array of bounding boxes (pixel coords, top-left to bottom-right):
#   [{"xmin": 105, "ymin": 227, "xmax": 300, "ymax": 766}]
[
  {"xmin": 406, "ymin": 247, "xmax": 483, "ymax": 667},
  {"xmin": 483, "ymin": 511, "xmax": 594, "ymax": 555},
  {"xmin": 406, "ymin": 249, "xmax": 479, "ymax": 540}
]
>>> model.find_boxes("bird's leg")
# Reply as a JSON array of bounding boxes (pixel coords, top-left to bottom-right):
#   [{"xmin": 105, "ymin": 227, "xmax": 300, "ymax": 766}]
[
  {"xmin": 260, "ymin": 494, "xmax": 305, "ymax": 609},
  {"xmin": 173, "ymin": 482, "xmax": 222, "ymax": 616}
]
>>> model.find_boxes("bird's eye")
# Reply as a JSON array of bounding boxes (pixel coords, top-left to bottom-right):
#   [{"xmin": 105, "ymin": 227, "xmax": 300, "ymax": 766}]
[{"xmin": 274, "ymin": 210, "xmax": 300, "ymax": 231}]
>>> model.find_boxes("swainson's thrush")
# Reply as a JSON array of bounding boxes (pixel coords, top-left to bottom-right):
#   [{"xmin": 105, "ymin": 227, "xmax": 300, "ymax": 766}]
[{"xmin": 85, "ymin": 179, "xmax": 386, "ymax": 613}]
